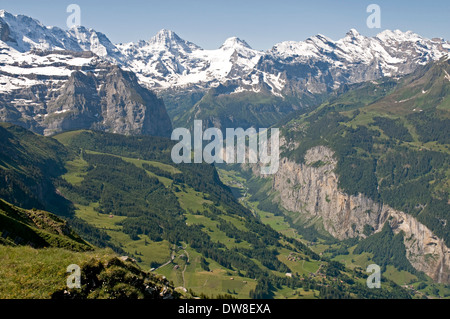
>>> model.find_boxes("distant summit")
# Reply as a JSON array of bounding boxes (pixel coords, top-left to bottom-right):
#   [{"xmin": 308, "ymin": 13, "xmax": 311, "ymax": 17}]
[
  {"xmin": 220, "ymin": 36, "xmax": 253, "ymax": 50},
  {"xmin": 148, "ymin": 29, "xmax": 200, "ymax": 52}
]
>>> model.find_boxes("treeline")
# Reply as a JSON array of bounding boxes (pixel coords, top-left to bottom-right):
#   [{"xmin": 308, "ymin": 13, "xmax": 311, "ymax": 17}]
[
  {"xmin": 249, "ymin": 260, "xmax": 411, "ymax": 299},
  {"xmin": 66, "ymin": 215, "xmax": 125, "ymax": 255},
  {"xmin": 376, "ymin": 147, "xmax": 449, "ymax": 245},
  {"xmin": 372, "ymin": 116, "xmax": 413, "ymax": 141},
  {"xmin": 65, "ymin": 130, "xmax": 174, "ymax": 162},
  {"xmin": 407, "ymin": 112, "xmax": 450, "ymax": 144},
  {"xmin": 353, "ymin": 222, "xmax": 417, "ymax": 274},
  {"xmin": 0, "ymin": 124, "xmax": 73, "ymax": 217}
]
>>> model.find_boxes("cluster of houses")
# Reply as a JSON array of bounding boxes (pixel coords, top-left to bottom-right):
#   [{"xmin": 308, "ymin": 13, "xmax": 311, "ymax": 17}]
[{"xmin": 287, "ymin": 252, "xmax": 304, "ymax": 262}]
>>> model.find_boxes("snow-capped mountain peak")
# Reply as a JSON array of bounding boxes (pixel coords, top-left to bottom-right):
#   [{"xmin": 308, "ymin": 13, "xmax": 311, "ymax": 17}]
[
  {"xmin": 375, "ymin": 29, "xmax": 421, "ymax": 43},
  {"xmin": 147, "ymin": 29, "xmax": 200, "ymax": 52},
  {"xmin": 307, "ymin": 34, "xmax": 333, "ymax": 44},
  {"xmin": 220, "ymin": 37, "xmax": 252, "ymax": 50},
  {"xmin": 0, "ymin": 10, "xmax": 119, "ymax": 58},
  {"xmin": 149, "ymin": 29, "xmax": 181, "ymax": 45},
  {"xmin": 0, "ymin": 10, "xmax": 66, "ymax": 52},
  {"xmin": 345, "ymin": 28, "xmax": 363, "ymax": 39},
  {"xmin": 113, "ymin": 30, "xmax": 264, "ymax": 89},
  {"xmin": 66, "ymin": 25, "xmax": 121, "ymax": 58},
  {"xmin": 258, "ymin": 28, "xmax": 449, "ymax": 94}
]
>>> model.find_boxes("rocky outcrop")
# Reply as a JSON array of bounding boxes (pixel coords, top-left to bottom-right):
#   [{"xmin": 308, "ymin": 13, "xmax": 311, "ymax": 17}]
[
  {"xmin": 0, "ymin": 19, "xmax": 12, "ymax": 42},
  {"xmin": 51, "ymin": 256, "xmax": 181, "ymax": 299},
  {"xmin": 97, "ymin": 66, "xmax": 173, "ymax": 137},
  {"xmin": 271, "ymin": 145, "xmax": 450, "ymax": 283}
]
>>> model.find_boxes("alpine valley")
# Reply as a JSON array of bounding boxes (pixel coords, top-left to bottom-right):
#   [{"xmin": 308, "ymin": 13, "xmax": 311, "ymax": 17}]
[{"xmin": 0, "ymin": 10, "xmax": 449, "ymax": 299}]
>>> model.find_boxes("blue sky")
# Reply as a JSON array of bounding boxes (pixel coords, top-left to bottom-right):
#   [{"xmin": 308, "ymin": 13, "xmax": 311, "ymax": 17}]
[{"xmin": 2, "ymin": 0, "xmax": 449, "ymax": 50}]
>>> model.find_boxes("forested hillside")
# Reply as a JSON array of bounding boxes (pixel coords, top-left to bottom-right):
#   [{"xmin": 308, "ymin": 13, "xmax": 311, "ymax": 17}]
[{"xmin": 281, "ymin": 58, "xmax": 450, "ymax": 246}]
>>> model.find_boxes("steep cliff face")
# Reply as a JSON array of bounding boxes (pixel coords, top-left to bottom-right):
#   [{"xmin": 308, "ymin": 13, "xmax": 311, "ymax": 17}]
[
  {"xmin": 98, "ymin": 66, "xmax": 173, "ymax": 137},
  {"xmin": 272, "ymin": 145, "xmax": 450, "ymax": 283}
]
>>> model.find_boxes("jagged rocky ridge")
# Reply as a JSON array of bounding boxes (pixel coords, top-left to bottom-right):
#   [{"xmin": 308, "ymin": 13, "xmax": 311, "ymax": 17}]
[
  {"xmin": 256, "ymin": 29, "xmax": 450, "ymax": 96},
  {"xmin": 118, "ymin": 28, "xmax": 450, "ymax": 96},
  {"xmin": 268, "ymin": 146, "xmax": 450, "ymax": 284}
]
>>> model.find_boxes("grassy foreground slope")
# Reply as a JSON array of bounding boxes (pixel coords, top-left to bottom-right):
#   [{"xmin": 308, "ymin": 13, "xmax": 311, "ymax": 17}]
[{"xmin": 0, "ymin": 199, "xmax": 179, "ymax": 299}]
